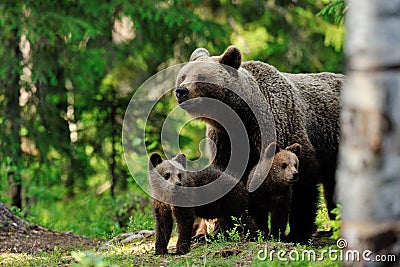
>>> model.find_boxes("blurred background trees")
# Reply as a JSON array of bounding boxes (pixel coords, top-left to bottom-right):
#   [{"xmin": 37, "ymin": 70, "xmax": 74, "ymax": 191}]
[{"xmin": 0, "ymin": 0, "xmax": 344, "ymax": 236}]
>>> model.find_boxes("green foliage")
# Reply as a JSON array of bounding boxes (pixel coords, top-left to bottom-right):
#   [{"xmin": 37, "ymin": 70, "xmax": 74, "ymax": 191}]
[
  {"xmin": 126, "ymin": 204, "xmax": 153, "ymax": 233},
  {"xmin": 230, "ymin": 0, "xmax": 345, "ymax": 72},
  {"xmin": 71, "ymin": 251, "xmax": 118, "ymax": 267},
  {"xmin": 256, "ymin": 230, "xmax": 265, "ymax": 243},
  {"xmin": 329, "ymin": 205, "xmax": 342, "ymax": 240},
  {"xmin": 317, "ymin": 0, "xmax": 348, "ymax": 25},
  {"xmin": 226, "ymin": 218, "xmax": 243, "ymax": 243}
]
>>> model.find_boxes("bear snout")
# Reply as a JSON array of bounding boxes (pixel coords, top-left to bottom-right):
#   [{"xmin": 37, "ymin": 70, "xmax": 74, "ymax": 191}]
[
  {"xmin": 291, "ymin": 172, "xmax": 299, "ymax": 182},
  {"xmin": 176, "ymin": 86, "xmax": 189, "ymax": 102}
]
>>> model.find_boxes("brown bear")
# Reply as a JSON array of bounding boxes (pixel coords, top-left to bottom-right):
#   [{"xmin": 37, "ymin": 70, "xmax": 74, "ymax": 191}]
[
  {"xmin": 247, "ymin": 142, "xmax": 301, "ymax": 239},
  {"xmin": 148, "ymin": 152, "xmax": 254, "ymax": 255},
  {"xmin": 175, "ymin": 46, "xmax": 344, "ymax": 243}
]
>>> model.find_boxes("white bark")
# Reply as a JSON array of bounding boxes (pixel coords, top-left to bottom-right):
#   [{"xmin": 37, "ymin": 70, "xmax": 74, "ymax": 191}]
[{"xmin": 337, "ymin": 0, "xmax": 400, "ymax": 266}]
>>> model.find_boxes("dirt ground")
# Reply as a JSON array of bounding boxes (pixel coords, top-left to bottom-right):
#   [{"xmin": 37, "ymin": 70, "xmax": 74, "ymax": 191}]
[{"xmin": 0, "ymin": 222, "xmax": 102, "ymax": 254}]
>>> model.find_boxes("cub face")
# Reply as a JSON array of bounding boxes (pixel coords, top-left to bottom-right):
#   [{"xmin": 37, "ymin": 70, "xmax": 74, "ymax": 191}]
[
  {"xmin": 268, "ymin": 142, "xmax": 302, "ymax": 185},
  {"xmin": 149, "ymin": 153, "xmax": 187, "ymax": 186}
]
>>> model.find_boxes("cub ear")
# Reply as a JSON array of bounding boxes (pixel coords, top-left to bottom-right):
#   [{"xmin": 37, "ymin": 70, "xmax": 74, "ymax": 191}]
[
  {"xmin": 286, "ymin": 143, "xmax": 302, "ymax": 157},
  {"xmin": 190, "ymin": 48, "xmax": 210, "ymax": 61},
  {"xmin": 172, "ymin": 153, "xmax": 187, "ymax": 169},
  {"xmin": 219, "ymin": 46, "xmax": 242, "ymax": 69},
  {"xmin": 149, "ymin": 153, "xmax": 163, "ymax": 170},
  {"xmin": 264, "ymin": 142, "xmax": 279, "ymax": 160}
]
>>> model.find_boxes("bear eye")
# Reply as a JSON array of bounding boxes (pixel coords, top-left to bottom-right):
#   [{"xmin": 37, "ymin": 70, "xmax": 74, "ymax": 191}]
[
  {"xmin": 177, "ymin": 173, "xmax": 182, "ymax": 180},
  {"xmin": 281, "ymin": 163, "xmax": 288, "ymax": 170},
  {"xmin": 163, "ymin": 173, "xmax": 170, "ymax": 179},
  {"xmin": 180, "ymin": 74, "xmax": 186, "ymax": 82},
  {"xmin": 197, "ymin": 74, "xmax": 206, "ymax": 82}
]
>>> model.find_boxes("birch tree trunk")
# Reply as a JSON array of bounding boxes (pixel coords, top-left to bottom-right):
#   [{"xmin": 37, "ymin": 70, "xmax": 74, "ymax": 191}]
[{"xmin": 337, "ymin": 0, "xmax": 400, "ymax": 266}]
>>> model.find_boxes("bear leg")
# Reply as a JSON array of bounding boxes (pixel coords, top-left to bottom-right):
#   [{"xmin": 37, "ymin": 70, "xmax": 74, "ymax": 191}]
[
  {"xmin": 212, "ymin": 215, "xmax": 239, "ymax": 238},
  {"xmin": 239, "ymin": 210, "xmax": 259, "ymax": 240},
  {"xmin": 174, "ymin": 207, "xmax": 195, "ymax": 255},
  {"xmin": 270, "ymin": 206, "xmax": 289, "ymax": 241},
  {"xmin": 288, "ymin": 176, "xmax": 318, "ymax": 244},
  {"xmin": 321, "ymin": 166, "xmax": 338, "ymax": 220},
  {"xmin": 249, "ymin": 206, "xmax": 269, "ymax": 238},
  {"xmin": 153, "ymin": 201, "xmax": 173, "ymax": 255}
]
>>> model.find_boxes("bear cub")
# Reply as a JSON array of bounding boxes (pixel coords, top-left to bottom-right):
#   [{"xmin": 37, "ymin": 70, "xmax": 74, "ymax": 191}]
[
  {"xmin": 247, "ymin": 142, "xmax": 301, "ymax": 240},
  {"xmin": 149, "ymin": 152, "xmax": 251, "ymax": 255}
]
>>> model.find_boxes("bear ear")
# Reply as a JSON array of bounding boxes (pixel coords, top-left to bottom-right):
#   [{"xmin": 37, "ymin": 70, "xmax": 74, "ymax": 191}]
[
  {"xmin": 149, "ymin": 153, "xmax": 163, "ymax": 170},
  {"xmin": 190, "ymin": 48, "xmax": 210, "ymax": 61},
  {"xmin": 173, "ymin": 153, "xmax": 187, "ymax": 169},
  {"xmin": 219, "ymin": 46, "xmax": 242, "ymax": 69},
  {"xmin": 286, "ymin": 143, "xmax": 302, "ymax": 157},
  {"xmin": 264, "ymin": 142, "xmax": 279, "ymax": 160}
]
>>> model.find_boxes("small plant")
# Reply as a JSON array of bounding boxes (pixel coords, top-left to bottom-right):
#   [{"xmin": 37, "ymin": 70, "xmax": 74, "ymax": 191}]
[
  {"xmin": 329, "ymin": 205, "xmax": 342, "ymax": 240},
  {"xmin": 225, "ymin": 216, "xmax": 251, "ymax": 243},
  {"xmin": 256, "ymin": 230, "xmax": 265, "ymax": 243},
  {"xmin": 71, "ymin": 251, "xmax": 117, "ymax": 267},
  {"xmin": 307, "ymin": 238, "xmax": 314, "ymax": 248},
  {"xmin": 205, "ymin": 221, "xmax": 215, "ymax": 242},
  {"xmin": 126, "ymin": 208, "xmax": 153, "ymax": 233},
  {"xmin": 215, "ymin": 231, "xmax": 226, "ymax": 243},
  {"xmin": 227, "ymin": 225, "xmax": 241, "ymax": 243}
]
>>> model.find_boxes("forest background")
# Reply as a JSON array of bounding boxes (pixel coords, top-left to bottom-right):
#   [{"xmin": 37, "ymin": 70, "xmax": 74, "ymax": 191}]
[{"xmin": 0, "ymin": 0, "xmax": 344, "ymax": 238}]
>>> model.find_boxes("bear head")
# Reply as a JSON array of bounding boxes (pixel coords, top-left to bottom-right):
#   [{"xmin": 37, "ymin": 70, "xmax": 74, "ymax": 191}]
[
  {"xmin": 247, "ymin": 142, "xmax": 302, "ymax": 192},
  {"xmin": 149, "ymin": 152, "xmax": 187, "ymax": 187},
  {"xmin": 267, "ymin": 142, "xmax": 302, "ymax": 186},
  {"xmin": 175, "ymin": 46, "xmax": 257, "ymax": 126}
]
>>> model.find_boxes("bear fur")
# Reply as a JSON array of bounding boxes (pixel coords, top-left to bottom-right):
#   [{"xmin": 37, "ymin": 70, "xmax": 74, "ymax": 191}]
[
  {"xmin": 148, "ymin": 152, "xmax": 254, "ymax": 255},
  {"xmin": 175, "ymin": 46, "xmax": 344, "ymax": 242},
  {"xmin": 247, "ymin": 142, "xmax": 301, "ymax": 239}
]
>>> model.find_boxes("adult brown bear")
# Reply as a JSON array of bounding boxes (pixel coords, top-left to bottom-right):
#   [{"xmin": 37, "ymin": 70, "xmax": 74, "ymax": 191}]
[{"xmin": 175, "ymin": 46, "xmax": 344, "ymax": 243}]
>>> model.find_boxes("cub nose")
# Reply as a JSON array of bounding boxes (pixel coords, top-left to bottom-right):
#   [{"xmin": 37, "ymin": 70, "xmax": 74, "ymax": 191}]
[
  {"xmin": 292, "ymin": 172, "xmax": 299, "ymax": 182},
  {"xmin": 175, "ymin": 182, "xmax": 182, "ymax": 186},
  {"xmin": 176, "ymin": 86, "xmax": 189, "ymax": 100}
]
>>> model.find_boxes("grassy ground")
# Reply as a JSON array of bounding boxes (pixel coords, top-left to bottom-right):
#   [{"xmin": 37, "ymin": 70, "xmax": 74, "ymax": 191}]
[
  {"xmin": 1, "ymin": 187, "xmax": 340, "ymax": 266},
  {"xmin": 1, "ymin": 234, "xmax": 340, "ymax": 267}
]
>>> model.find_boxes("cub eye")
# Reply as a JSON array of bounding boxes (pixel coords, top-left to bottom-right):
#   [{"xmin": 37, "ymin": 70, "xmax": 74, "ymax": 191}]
[
  {"xmin": 294, "ymin": 163, "xmax": 298, "ymax": 169},
  {"xmin": 178, "ymin": 173, "xmax": 182, "ymax": 180},
  {"xmin": 180, "ymin": 74, "xmax": 186, "ymax": 82},
  {"xmin": 281, "ymin": 163, "xmax": 288, "ymax": 170},
  {"xmin": 163, "ymin": 173, "xmax": 170, "ymax": 179},
  {"xmin": 197, "ymin": 74, "xmax": 206, "ymax": 81}
]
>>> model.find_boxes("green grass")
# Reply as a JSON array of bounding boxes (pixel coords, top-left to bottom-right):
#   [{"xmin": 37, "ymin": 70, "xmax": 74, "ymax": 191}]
[
  {"xmin": 0, "ymin": 237, "xmax": 341, "ymax": 266},
  {"xmin": 25, "ymin": 183, "xmax": 152, "ymax": 239},
  {"xmin": 1, "ymin": 185, "xmax": 341, "ymax": 266}
]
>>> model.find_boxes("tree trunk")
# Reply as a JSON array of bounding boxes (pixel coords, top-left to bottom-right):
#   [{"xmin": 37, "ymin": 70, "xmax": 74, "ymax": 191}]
[
  {"xmin": 110, "ymin": 92, "xmax": 117, "ymax": 198},
  {"xmin": 0, "ymin": 201, "xmax": 29, "ymax": 228},
  {"xmin": 5, "ymin": 30, "xmax": 24, "ymax": 210},
  {"xmin": 337, "ymin": 0, "xmax": 400, "ymax": 266}
]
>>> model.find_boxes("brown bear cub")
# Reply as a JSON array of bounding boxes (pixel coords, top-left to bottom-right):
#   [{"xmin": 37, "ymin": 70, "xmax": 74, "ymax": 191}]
[
  {"xmin": 148, "ymin": 152, "xmax": 253, "ymax": 255},
  {"xmin": 247, "ymin": 142, "xmax": 302, "ymax": 240}
]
